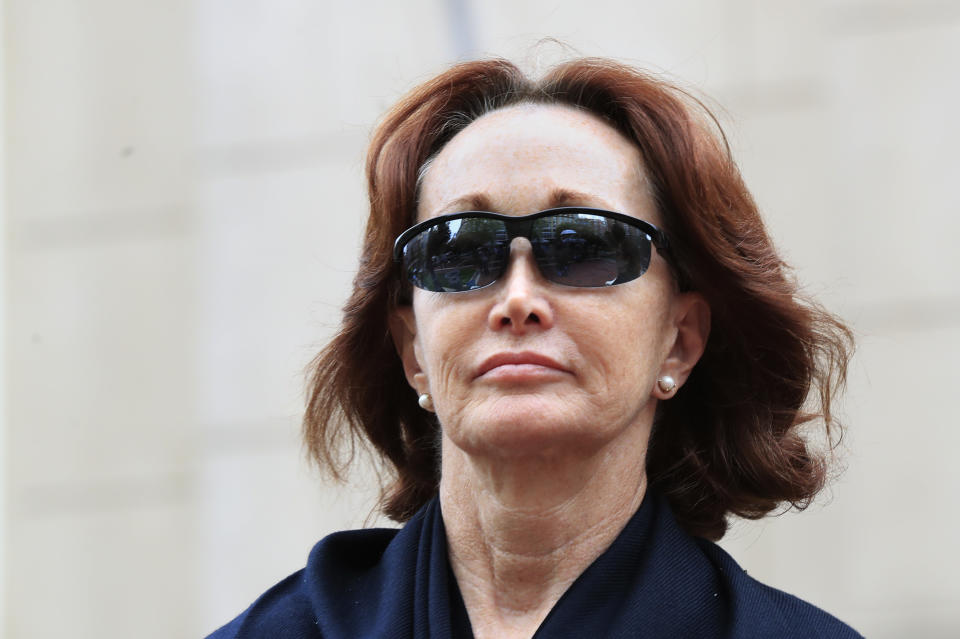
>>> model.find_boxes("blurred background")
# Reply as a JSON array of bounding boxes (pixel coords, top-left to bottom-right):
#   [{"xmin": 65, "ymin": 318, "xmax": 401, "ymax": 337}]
[{"xmin": 2, "ymin": 0, "xmax": 959, "ymax": 637}]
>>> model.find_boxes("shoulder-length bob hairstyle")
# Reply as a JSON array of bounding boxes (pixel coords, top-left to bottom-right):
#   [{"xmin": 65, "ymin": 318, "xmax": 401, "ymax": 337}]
[{"xmin": 304, "ymin": 57, "xmax": 853, "ymax": 540}]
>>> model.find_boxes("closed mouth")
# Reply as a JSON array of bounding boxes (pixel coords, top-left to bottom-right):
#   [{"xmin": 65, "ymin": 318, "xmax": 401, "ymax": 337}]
[{"xmin": 476, "ymin": 352, "xmax": 571, "ymax": 378}]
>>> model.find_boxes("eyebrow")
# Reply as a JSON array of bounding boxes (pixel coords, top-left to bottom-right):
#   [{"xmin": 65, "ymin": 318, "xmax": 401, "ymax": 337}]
[
  {"xmin": 433, "ymin": 188, "xmax": 616, "ymax": 216},
  {"xmin": 435, "ymin": 193, "xmax": 494, "ymax": 214},
  {"xmin": 548, "ymin": 188, "xmax": 614, "ymax": 209}
]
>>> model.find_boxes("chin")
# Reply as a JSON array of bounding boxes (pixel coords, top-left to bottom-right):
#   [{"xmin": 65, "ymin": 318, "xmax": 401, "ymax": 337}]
[{"xmin": 442, "ymin": 396, "xmax": 612, "ymax": 459}]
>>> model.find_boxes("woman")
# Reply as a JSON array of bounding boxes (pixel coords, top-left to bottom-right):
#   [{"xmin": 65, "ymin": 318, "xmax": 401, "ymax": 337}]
[{"xmin": 210, "ymin": 58, "xmax": 859, "ymax": 638}]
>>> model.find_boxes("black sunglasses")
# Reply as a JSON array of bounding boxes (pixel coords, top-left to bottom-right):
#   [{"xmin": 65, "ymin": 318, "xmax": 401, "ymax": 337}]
[{"xmin": 393, "ymin": 207, "xmax": 670, "ymax": 293}]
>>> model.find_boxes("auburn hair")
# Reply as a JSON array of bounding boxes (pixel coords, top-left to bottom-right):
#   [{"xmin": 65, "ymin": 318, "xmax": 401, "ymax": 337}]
[{"xmin": 303, "ymin": 58, "xmax": 853, "ymax": 540}]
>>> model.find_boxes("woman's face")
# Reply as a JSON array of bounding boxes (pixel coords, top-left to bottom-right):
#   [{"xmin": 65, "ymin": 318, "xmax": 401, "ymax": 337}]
[{"xmin": 392, "ymin": 104, "xmax": 707, "ymax": 461}]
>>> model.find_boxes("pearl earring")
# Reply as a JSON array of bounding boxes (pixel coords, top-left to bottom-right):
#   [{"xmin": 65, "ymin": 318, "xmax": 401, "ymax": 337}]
[
  {"xmin": 657, "ymin": 375, "xmax": 677, "ymax": 394},
  {"xmin": 418, "ymin": 393, "xmax": 434, "ymax": 412}
]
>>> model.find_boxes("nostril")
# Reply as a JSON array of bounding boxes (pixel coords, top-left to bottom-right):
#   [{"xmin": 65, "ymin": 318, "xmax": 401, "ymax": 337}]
[
  {"xmin": 528, "ymin": 312, "xmax": 540, "ymax": 324},
  {"xmin": 500, "ymin": 317, "xmax": 511, "ymax": 327}
]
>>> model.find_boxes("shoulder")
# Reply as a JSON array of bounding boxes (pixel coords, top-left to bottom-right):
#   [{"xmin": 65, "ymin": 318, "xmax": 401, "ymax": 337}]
[
  {"xmin": 206, "ymin": 527, "xmax": 401, "ymax": 639},
  {"xmin": 206, "ymin": 569, "xmax": 316, "ymax": 639},
  {"xmin": 694, "ymin": 538, "xmax": 863, "ymax": 639}
]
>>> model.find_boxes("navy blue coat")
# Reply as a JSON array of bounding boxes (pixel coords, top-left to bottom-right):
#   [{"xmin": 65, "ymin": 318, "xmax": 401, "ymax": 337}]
[{"xmin": 208, "ymin": 493, "xmax": 861, "ymax": 638}]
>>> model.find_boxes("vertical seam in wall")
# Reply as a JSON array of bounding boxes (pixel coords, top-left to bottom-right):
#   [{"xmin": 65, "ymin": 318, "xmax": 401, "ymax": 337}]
[
  {"xmin": 445, "ymin": 0, "xmax": 478, "ymax": 60},
  {"xmin": 0, "ymin": 0, "xmax": 8, "ymax": 634}
]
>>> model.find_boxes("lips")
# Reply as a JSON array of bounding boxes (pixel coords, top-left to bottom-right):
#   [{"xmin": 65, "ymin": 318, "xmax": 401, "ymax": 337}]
[{"xmin": 476, "ymin": 351, "xmax": 571, "ymax": 378}]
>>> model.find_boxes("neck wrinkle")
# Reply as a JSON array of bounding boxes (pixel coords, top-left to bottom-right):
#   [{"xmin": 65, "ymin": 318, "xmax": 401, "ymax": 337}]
[{"xmin": 439, "ymin": 428, "xmax": 649, "ymax": 639}]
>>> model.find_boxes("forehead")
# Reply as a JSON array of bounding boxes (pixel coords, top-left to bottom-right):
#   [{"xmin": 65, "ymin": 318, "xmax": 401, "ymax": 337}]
[{"xmin": 417, "ymin": 104, "xmax": 653, "ymax": 221}]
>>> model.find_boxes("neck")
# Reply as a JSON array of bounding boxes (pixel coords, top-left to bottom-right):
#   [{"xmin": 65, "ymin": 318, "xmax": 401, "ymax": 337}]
[{"xmin": 439, "ymin": 424, "xmax": 650, "ymax": 639}]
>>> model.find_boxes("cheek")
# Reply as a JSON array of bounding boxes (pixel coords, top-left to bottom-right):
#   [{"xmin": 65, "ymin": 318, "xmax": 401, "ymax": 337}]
[
  {"xmin": 412, "ymin": 298, "xmax": 478, "ymax": 394},
  {"xmin": 572, "ymin": 290, "xmax": 673, "ymax": 386}
]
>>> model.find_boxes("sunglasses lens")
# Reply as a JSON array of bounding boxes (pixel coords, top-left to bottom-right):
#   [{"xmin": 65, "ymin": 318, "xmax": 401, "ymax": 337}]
[
  {"xmin": 401, "ymin": 217, "xmax": 509, "ymax": 292},
  {"xmin": 530, "ymin": 213, "xmax": 652, "ymax": 287}
]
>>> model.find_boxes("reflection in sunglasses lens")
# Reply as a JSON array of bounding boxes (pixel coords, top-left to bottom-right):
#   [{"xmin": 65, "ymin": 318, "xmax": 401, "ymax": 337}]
[{"xmin": 401, "ymin": 211, "xmax": 655, "ymax": 292}]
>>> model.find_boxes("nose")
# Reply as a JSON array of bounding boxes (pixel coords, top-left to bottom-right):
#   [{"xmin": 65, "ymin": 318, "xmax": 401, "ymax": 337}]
[{"xmin": 487, "ymin": 238, "xmax": 556, "ymax": 334}]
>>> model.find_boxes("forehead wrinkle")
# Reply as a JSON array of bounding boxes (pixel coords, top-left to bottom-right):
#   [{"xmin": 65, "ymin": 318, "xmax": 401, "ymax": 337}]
[{"xmin": 418, "ymin": 105, "xmax": 657, "ymax": 220}]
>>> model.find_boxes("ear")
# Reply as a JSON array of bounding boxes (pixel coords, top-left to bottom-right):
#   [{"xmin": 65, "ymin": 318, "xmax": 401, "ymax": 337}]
[
  {"xmin": 654, "ymin": 292, "xmax": 711, "ymax": 399},
  {"xmin": 388, "ymin": 305, "xmax": 428, "ymax": 394}
]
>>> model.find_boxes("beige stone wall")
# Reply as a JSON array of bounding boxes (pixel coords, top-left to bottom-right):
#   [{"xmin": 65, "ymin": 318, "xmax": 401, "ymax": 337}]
[{"xmin": 3, "ymin": 1, "xmax": 958, "ymax": 637}]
